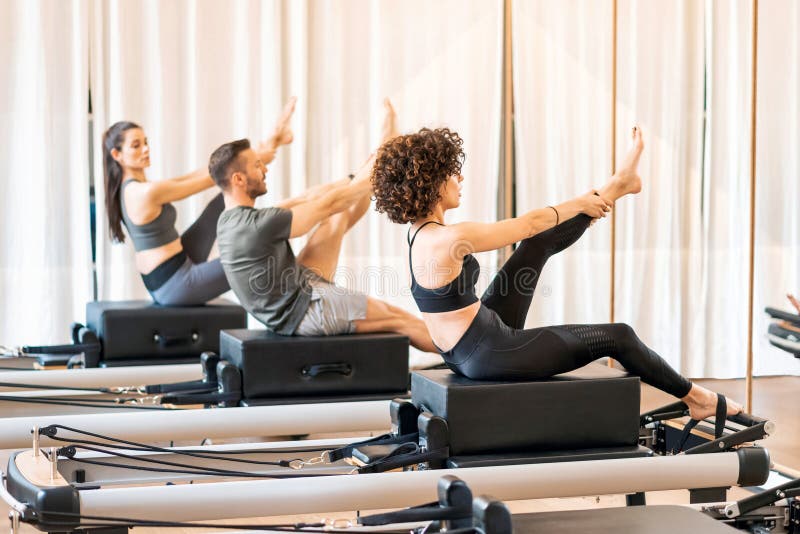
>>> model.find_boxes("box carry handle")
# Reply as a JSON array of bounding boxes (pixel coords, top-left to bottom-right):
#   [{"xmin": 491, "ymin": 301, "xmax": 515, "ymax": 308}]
[
  {"xmin": 153, "ymin": 330, "xmax": 199, "ymax": 348},
  {"xmin": 301, "ymin": 362, "xmax": 352, "ymax": 378}
]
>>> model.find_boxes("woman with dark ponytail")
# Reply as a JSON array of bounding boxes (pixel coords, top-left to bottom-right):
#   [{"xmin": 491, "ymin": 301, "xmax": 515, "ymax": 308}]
[{"xmin": 102, "ymin": 98, "xmax": 296, "ymax": 306}]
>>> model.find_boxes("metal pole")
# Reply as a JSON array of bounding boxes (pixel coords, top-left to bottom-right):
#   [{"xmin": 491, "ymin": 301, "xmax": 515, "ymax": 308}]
[
  {"xmin": 79, "ymin": 453, "xmax": 747, "ymax": 522},
  {"xmin": 745, "ymin": 0, "xmax": 759, "ymax": 414},
  {"xmin": 0, "ymin": 400, "xmax": 391, "ymax": 450},
  {"xmin": 609, "ymin": 0, "xmax": 618, "ymax": 366}
]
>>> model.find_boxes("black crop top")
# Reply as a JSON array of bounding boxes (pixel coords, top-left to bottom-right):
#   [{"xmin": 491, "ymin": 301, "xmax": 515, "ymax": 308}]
[{"xmin": 407, "ymin": 221, "xmax": 480, "ymax": 313}]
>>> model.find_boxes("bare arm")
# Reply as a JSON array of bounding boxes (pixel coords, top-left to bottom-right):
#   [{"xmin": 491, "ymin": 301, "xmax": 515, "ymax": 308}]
[
  {"xmin": 448, "ymin": 192, "xmax": 612, "ymax": 256},
  {"xmin": 274, "ymin": 178, "xmax": 352, "ymax": 210},
  {"xmin": 288, "ymin": 157, "xmax": 374, "ymax": 238}
]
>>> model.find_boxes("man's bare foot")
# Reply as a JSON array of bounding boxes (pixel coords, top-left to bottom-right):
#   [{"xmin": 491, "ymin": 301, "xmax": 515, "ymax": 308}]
[
  {"xmin": 779, "ymin": 320, "xmax": 800, "ymax": 333},
  {"xmin": 683, "ymin": 384, "xmax": 743, "ymax": 421},
  {"xmin": 380, "ymin": 98, "xmax": 399, "ymax": 143},
  {"xmin": 787, "ymin": 294, "xmax": 800, "ymax": 315}
]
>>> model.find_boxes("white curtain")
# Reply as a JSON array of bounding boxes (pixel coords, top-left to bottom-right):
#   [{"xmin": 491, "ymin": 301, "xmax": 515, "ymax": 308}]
[
  {"xmin": 90, "ymin": 0, "xmax": 289, "ymax": 301},
  {"xmin": 301, "ymin": 0, "xmax": 503, "ymax": 363},
  {"xmin": 90, "ymin": 0, "xmax": 502, "ymax": 347},
  {"xmin": 512, "ymin": 0, "xmax": 614, "ymax": 328},
  {"xmin": 0, "ymin": 0, "xmax": 92, "ymax": 346},
  {"xmin": 694, "ymin": 0, "xmax": 753, "ymax": 378},
  {"xmin": 512, "ymin": 1, "xmax": 758, "ymax": 378},
  {"xmin": 753, "ymin": 0, "xmax": 800, "ymax": 376}
]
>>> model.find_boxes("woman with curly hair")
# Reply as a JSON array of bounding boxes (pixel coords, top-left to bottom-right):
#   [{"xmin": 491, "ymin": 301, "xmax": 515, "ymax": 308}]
[{"xmin": 371, "ymin": 126, "xmax": 741, "ymax": 421}]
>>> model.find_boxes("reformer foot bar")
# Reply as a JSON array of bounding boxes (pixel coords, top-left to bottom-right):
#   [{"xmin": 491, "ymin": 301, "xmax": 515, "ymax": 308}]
[{"xmin": 765, "ymin": 306, "xmax": 800, "ymax": 358}]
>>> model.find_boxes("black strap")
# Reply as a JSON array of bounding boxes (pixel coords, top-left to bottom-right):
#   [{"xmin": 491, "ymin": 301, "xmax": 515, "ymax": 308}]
[
  {"xmin": 326, "ymin": 432, "xmax": 419, "ymax": 462},
  {"xmin": 407, "ymin": 221, "xmax": 444, "ymax": 285},
  {"xmin": 159, "ymin": 391, "xmax": 240, "ymax": 406},
  {"xmin": 672, "ymin": 394, "xmax": 728, "ymax": 454},
  {"xmin": 360, "ymin": 502, "xmax": 469, "ymax": 526},
  {"xmin": 407, "ymin": 220, "xmax": 443, "ymax": 246},
  {"xmin": 358, "ymin": 446, "xmax": 450, "ymax": 474},
  {"xmin": 20, "ymin": 342, "xmax": 99, "ymax": 356}
]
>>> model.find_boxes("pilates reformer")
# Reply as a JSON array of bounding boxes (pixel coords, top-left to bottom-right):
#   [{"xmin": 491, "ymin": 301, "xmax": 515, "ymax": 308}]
[
  {"xmin": 329, "ymin": 475, "xmax": 800, "ymax": 534},
  {"xmin": 0, "ymin": 322, "xmax": 412, "ymax": 418},
  {"xmin": 0, "ymin": 363, "xmax": 775, "ymax": 533},
  {"xmin": 0, "ymin": 300, "xmax": 247, "ymax": 370},
  {"xmin": 765, "ymin": 306, "xmax": 800, "ymax": 358}
]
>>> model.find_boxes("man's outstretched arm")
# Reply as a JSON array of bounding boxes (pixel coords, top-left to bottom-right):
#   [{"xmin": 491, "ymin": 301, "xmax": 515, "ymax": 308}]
[{"xmin": 287, "ymin": 156, "xmax": 374, "ymax": 238}]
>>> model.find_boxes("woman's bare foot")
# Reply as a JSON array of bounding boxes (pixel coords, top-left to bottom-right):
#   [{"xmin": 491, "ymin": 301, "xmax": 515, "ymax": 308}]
[
  {"xmin": 598, "ymin": 126, "xmax": 644, "ymax": 202},
  {"xmin": 381, "ymin": 98, "xmax": 399, "ymax": 143},
  {"xmin": 682, "ymin": 384, "xmax": 743, "ymax": 421}
]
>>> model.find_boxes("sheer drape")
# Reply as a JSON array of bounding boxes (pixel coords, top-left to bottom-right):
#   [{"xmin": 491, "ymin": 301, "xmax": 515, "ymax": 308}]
[
  {"xmin": 512, "ymin": 1, "xmax": 758, "ymax": 378},
  {"xmin": 90, "ymin": 1, "xmax": 502, "ymax": 343},
  {"xmin": 512, "ymin": 0, "xmax": 614, "ymax": 328},
  {"xmin": 90, "ymin": 0, "xmax": 289, "ymax": 301},
  {"xmin": 0, "ymin": 0, "xmax": 92, "ymax": 346},
  {"xmin": 753, "ymin": 0, "xmax": 800, "ymax": 376},
  {"xmin": 301, "ymin": 0, "xmax": 503, "ymax": 363}
]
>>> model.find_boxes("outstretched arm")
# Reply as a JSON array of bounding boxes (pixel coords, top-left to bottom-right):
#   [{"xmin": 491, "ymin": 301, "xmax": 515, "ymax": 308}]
[
  {"xmin": 446, "ymin": 191, "xmax": 612, "ymax": 257},
  {"xmin": 141, "ymin": 97, "xmax": 298, "ymax": 205},
  {"xmin": 288, "ymin": 156, "xmax": 374, "ymax": 238}
]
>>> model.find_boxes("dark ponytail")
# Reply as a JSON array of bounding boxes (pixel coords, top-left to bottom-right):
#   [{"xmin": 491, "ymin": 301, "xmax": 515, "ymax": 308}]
[{"xmin": 102, "ymin": 121, "xmax": 140, "ymax": 243}]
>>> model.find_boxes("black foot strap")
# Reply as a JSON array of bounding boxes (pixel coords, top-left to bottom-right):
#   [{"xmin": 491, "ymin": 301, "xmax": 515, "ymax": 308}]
[{"xmin": 672, "ymin": 393, "xmax": 728, "ymax": 454}]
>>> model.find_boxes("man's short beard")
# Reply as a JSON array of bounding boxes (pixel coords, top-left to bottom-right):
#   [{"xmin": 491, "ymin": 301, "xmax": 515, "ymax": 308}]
[{"xmin": 245, "ymin": 177, "xmax": 266, "ymax": 199}]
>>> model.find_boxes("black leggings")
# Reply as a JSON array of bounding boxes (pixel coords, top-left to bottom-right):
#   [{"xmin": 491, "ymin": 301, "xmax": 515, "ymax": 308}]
[
  {"xmin": 180, "ymin": 193, "xmax": 224, "ymax": 263},
  {"xmin": 442, "ymin": 214, "xmax": 693, "ymax": 398}
]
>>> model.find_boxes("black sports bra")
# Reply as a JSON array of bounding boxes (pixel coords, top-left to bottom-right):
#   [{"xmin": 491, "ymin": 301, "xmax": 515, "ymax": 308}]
[{"xmin": 407, "ymin": 221, "xmax": 480, "ymax": 313}]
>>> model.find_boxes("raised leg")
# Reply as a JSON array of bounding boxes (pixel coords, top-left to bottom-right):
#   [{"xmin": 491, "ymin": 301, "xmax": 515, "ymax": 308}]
[
  {"xmin": 180, "ymin": 193, "xmax": 225, "ymax": 263},
  {"xmin": 481, "ymin": 215, "xmax": 592, "ymax": 329}
]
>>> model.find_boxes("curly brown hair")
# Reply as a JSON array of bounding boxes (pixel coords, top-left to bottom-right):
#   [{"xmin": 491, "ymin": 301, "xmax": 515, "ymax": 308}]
[{"xmin": 371, "ymin": 127, "xmax": 465, "ymax": 224}]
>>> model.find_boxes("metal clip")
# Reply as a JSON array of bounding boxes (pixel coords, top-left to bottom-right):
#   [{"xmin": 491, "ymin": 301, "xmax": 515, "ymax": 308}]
[
  {"xmin": 288, "ymin": 451, "xmax": 331, "ymax": 470},
  {"xmin": 324, "ymin": 518, "xmax": 353, "ymax": 529}
]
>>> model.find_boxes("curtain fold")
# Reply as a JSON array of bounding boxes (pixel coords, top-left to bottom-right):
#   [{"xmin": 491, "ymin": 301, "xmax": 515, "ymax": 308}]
[
  {"xmin": 511, "ymin": 0, "xmax": 614, "ymax": 328},
  {"xmin": 301, "ymin": 0, "xmax": 503, "ymax": 363},
  {"xmin": 753, "ymin": 0, "xmax": 800, "ymax": 376},
  {"xmin": 0, "ymin": 0, "xmax": 92, "ymax": 346},
  {"xmin": 90, "ymin": 0, "xmax": 289, "ymax": 302}
]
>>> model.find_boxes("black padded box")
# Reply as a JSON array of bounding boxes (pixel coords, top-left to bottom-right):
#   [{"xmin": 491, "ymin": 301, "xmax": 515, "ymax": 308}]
[
  {"xmin": 86, "ymin": 299, "xmax": 246, "ymax": 364},
  {"xmin": 411, "ymin": 363, "xmax": 640, "ymax": 456},
  {"xmin": 220, "ymin": 329, "xmax": 409, "ymax": 400},
  {"xmin": 512, "ymin": 506, "xmax": 739, "ymax": 534}
]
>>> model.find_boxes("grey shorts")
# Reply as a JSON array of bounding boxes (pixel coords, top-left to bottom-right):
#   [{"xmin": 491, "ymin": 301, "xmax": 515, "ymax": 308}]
[{"xmin": 294, "ymin": 277, "xmax": 368, "ymax": 336}]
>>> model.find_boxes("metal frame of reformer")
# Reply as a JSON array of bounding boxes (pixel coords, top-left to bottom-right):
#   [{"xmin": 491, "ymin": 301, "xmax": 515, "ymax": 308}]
[
  {"xmin": 0, "ymin": 393, "xmax": 775, "ymax": 532},
  {"xmin": 1, "ymin": 346, "xmax": 410, "ymax": 417},
  {"xmin": 0, "ymin": 444, "xmax": 773, "ymax": 533},
  {"xmin": 639, "ymin": 399, "xmax": 774, "ymax": 503}
]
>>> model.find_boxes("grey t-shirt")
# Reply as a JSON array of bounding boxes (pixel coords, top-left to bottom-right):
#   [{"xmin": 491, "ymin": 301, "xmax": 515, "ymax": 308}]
[{"xmin": 217, "ymin": 205, "xmax": 312, "ymax": 335}]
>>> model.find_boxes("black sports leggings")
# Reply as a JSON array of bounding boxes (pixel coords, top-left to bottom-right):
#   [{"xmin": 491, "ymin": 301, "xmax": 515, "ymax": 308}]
[
  {"xmin": 441, "ymin": 214, "xmax": 693, "ymax": 398},
  {"xmin": 180, "ymin": 193, "xmax": 224, "ymax": 264}
]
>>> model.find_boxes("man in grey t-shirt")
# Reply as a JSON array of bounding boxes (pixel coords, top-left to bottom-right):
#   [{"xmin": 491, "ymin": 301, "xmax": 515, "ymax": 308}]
[{"xmin": 209, "ymin": 101, "xmax": 436, "ymax": 352}]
